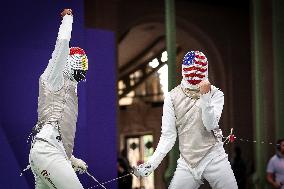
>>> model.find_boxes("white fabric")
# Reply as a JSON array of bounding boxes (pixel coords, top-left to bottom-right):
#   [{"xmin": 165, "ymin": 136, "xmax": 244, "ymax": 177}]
[
  {"xmin": 35, "ymin": 123, "xmax": 67, "ymax": 158},
  {"xmin": 37, "ymin": 75, "xmax": 78, "ymax": 159},
  {"xmin": 171, "ymin": 85, "xmax": 218, "ymax": 167},
  {"xmin": 57, "ymin": 15, "xmax": 73, "ymax": 40},
  {"xmin": 41, "ymin": 15, "xmax": 74, "ymax": 92},
  {"xmin": 180, "ymin": 81, "xmax": 224, "ymax": 131},
  {"xmin": 199, "ymin": 86, "xmax": 224, "ymax": 131},
  {"xmin": 145, "ymin": 91, "xmax": 177, "ymax": 170},
  {"xmin": 29, "ymin": 125, "xmax": 84, "ymax": 189},
  {"xmin": 169, "ymin": 153, "xmax": 238, "ymax": 189},
  {"xmin": 147, "ymin": 82, "xmax": 224, "ymax": 168},
  {"xmin": 178, "ymin": 142, "xmax": 226, "ymax": 180}
]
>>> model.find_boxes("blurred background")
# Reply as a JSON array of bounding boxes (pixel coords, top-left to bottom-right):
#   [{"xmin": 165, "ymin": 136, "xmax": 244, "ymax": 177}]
[{"xmin": 1, "ymin": 0, "xmax": 284, "ymax": 189}]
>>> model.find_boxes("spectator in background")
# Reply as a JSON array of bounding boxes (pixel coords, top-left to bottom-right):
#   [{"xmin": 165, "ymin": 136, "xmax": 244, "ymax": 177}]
[
  {"xmin": 267, "ymin": 139, "xmax": 284, "ymax": 189},
  {"xmin": 231, "ymin": 146, "xmax": 247, "ymax": 189},
  {"xmin": 118, "ymin": 149, "xmax": 133, "ymax": 189}
]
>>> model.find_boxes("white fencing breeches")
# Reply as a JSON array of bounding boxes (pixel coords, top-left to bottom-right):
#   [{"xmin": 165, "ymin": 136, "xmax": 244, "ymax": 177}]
[
  {"xmin": 29, "ymin": 125, "xmax": 84, "ymax": 189},
  {"xmin": 169, "ymin": 155, "xmax": 238, "ymax": 189}
]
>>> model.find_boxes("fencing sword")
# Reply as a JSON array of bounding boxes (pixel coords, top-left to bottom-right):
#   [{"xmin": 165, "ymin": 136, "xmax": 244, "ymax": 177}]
[
  {"xmin": 222, "ymin": 128, "xmax": 278, "ymax": 146},
  {"xmin": 85, "ymin": 171, "xmax": 108, "ymax": 189},
  {"xmin": 86, "ymin": 169, "xmax": 135, "ymax": 189}
]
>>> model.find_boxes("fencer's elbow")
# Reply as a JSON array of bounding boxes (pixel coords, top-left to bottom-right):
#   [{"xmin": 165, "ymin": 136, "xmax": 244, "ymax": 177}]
[
  {"xmin": 57, "ymin": 39, "xmax": 70, "ymax": 45},
  {"xmin": 204, "ymin": 125, "xmax": 213, "ymax": 132},
  {"xmin": 162, "ymin": 135, "xmax": 177, "ymax": 153},
  {"xmin": 171, "ymin": 133, "xmax": 177, "ymax": 142},
  {"xmin": 169, "ymin": 135, "xmax": 177, "ymax": 147}
]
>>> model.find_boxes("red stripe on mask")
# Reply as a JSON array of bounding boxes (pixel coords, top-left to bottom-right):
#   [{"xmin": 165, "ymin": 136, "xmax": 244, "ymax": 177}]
[
  {"xmin": 184, "ymin": 73, "xmax": 205, "ymax": 79},
  {"xmin": 195, "ymin": 61, "xmax": 207, "ymax": 66},
  {"xmin": 183, "ymin": 67, "xmax": 207, "ymax": 72},
  {"xmin": 187, "ymin": 79, "xmax": 202, "ymax": 85}
]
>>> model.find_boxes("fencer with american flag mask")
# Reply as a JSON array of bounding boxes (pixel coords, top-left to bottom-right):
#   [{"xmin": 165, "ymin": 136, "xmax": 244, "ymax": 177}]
[{"xmin": 133, "ymin": 51, "xmax": 238, "ymax": 189}]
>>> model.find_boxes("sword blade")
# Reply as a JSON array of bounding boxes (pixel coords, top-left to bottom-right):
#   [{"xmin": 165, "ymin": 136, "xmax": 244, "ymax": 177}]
[
  {"xmin": 86, "ymin": 171, "xmax": 107, "ymax": 189},
  {"xmin": 87, "ymin": 172, "xmax": 133, "ymax": 189}
]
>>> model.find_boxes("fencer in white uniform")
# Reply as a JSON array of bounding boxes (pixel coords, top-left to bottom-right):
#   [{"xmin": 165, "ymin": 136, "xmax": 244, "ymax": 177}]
[
  {"xmin": 133, "ymin": 51, "xmax": 238, "ymax": 189},
  {"xmin": 29, "ymin": 9, "xmax": 88, "ymax": 189}
]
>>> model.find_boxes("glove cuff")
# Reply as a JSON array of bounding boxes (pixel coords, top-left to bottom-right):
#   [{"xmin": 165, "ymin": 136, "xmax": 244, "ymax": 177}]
[{"xmin": 147, "ymin": 151, "xmax": 166, "ymax": 170}]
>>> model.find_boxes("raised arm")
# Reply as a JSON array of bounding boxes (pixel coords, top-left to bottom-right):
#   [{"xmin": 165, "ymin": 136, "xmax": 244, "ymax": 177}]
[
  {"xmin": 199, "ymin": 80, "xmax": 224, "ymax": 131},
  {"xmin": 41, "ymin": 9, "xmax": 73, "ymax": 91},
  {"xmin": 133, "ymin": 94, "xmax": 177, "ymax": 177}
]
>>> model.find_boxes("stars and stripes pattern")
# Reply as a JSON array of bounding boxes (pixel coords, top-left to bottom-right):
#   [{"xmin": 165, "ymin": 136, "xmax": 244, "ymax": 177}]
[{"xmin": 182, "ymin": 51, "xmax": 208, "ymax": 85}]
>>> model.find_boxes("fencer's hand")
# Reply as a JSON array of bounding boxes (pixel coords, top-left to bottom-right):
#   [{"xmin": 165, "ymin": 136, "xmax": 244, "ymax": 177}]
[
  {"xmin": 199, "ymin": 80, "xmax": 211, "ymax": 94},
  {"xmin": 70, "ymin": 155, "xmax": 88, "ymax": 174},
  {"xmin": 61, "ymin": 9, "xmax": 73, "ymax": 17},
  {"xmin": 132, "ymin": 163, "xmax": 153, "ymax": 178}
]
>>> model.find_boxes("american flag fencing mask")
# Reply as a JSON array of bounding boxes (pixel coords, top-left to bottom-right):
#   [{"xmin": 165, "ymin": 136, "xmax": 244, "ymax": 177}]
[{"xmin": 182, "ymin": 51, "xmax": 208, "ymax": 86}]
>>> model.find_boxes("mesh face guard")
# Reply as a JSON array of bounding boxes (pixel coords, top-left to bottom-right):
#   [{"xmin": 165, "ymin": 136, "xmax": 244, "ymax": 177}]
[
  {"xmin": 65, "ymin": 47, "xmax": 88, "ymax": 82},
  {"xmin": 182, "ymin": 51, "xmax": 208, "ymax": 86}
]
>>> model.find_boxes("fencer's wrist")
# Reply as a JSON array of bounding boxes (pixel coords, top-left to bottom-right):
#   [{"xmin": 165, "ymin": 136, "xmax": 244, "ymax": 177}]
[
  {"xmin": 199, "ymin": 92, "xmax": 211, "ymax": 107},
  {"xmin": 147, "ymin": 151, "xmax": 166, "ymax": 170},
  {"xmin": 70, "ymin": 155, "xmax": 76, "ymax": 162},
  {"xmin": 70, "ymin": 155, "xmax": 88, "ymax": 173},
  {"xmin": 63, "ymin": 14, "xmax": 73, "ymax": 20},
  {"xmin": 146, "ymin": 160, "xmax": 154, "ymax": 170},
  {"xmin": 62, "ymin": 14, "xmax": 73, "ymax": 25},
  {"xmin": 200, "ymin": 92, "xmax": 210, "ymax": 99}
]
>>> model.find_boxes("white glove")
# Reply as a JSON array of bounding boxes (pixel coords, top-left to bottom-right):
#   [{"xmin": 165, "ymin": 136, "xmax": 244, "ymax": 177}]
[
  {"xmin": 70, "ymin": 155, "xmax": 88, "ymax": 174},
  {"xmin": 213, "ymin": 128, "xmax": 223, "ymax": 142},
  {"xmin": 132, "ymin": 162, "xmax": 153, "ymax": 177}
]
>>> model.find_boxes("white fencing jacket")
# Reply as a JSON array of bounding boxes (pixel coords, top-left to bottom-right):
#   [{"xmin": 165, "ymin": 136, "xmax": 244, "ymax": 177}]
[{"xmin": 147, "ymin": 80, "xmax": 226, "ymax": 180}]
